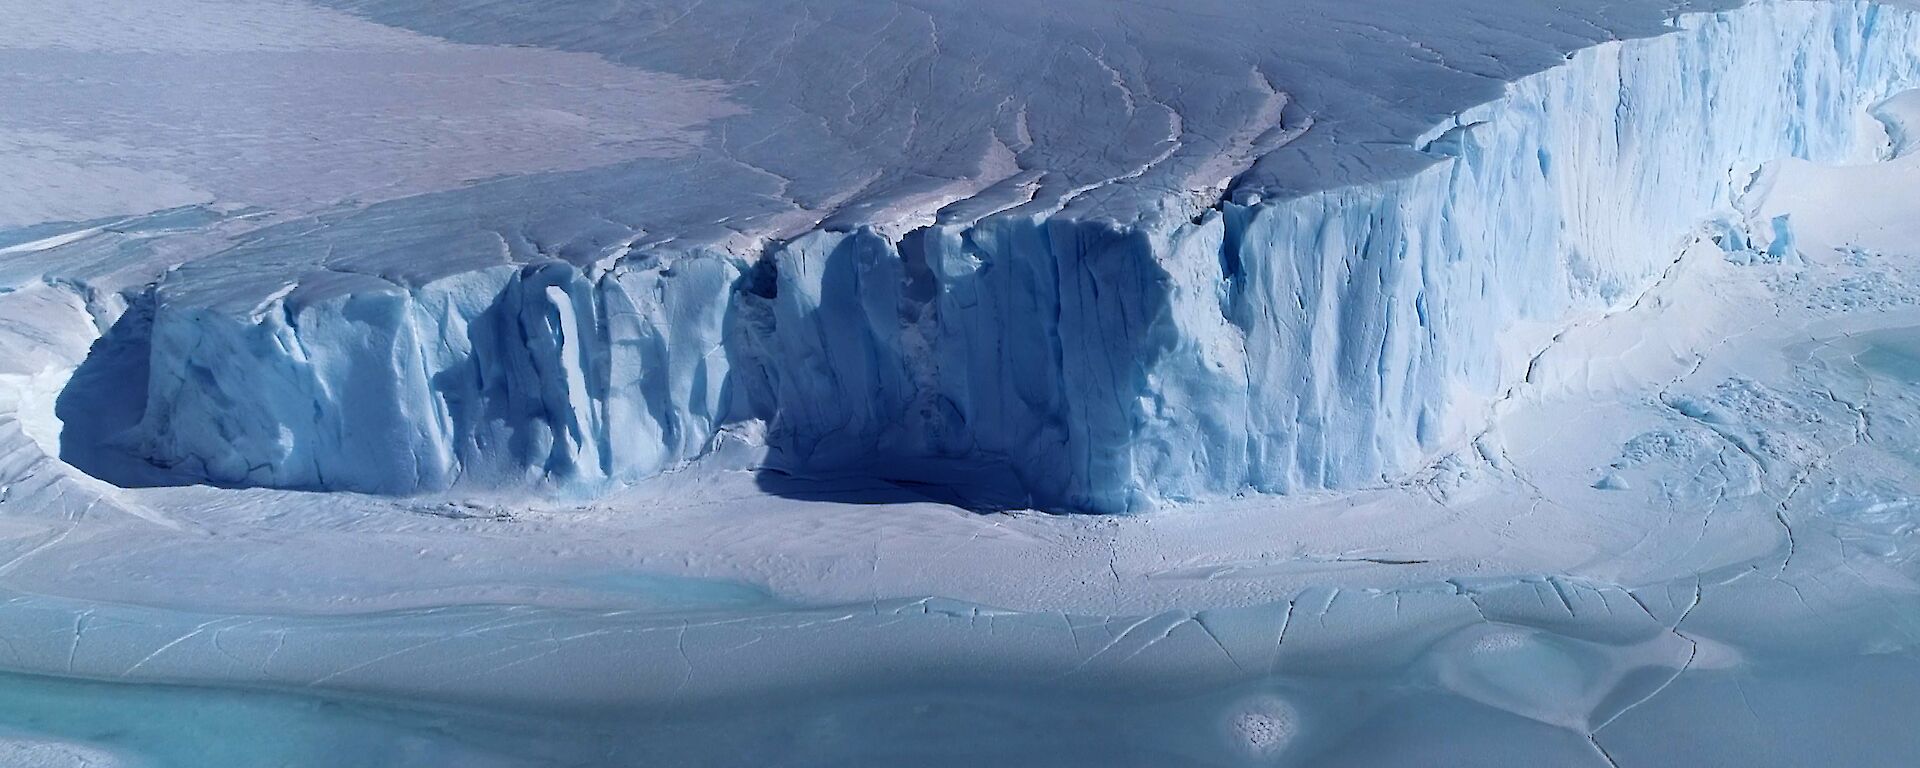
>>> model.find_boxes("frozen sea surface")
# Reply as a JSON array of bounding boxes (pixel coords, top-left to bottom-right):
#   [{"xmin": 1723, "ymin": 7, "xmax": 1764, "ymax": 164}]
[{"xmin": 4, "ymin": 0, "xmax": 1920, "ymax": 765}]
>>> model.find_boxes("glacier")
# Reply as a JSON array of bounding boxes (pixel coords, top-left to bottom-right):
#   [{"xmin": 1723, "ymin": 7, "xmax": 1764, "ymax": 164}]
[
  {"xmin": 124, "ymin": 1, "xmax": 1920, "ymax": 511},
  {"xmin": 10, "ymin": 0, "xmax": 1920, "ymax": 764}
]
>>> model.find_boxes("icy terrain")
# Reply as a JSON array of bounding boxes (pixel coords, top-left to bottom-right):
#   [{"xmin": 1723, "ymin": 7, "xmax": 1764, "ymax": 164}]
[
  {"xmin": 4, "ymin": 0, "xmax": 1920, "ymax": 765},
  {"xmin": 114, "ymin": 0, "xmax": 1920, "ymax": 512}
]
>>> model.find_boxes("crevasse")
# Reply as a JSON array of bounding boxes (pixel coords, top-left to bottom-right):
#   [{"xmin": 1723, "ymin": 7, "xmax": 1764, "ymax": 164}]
[{"xmin": 130, "ymin": 1, "xmax": 1920, "ymax": 511}]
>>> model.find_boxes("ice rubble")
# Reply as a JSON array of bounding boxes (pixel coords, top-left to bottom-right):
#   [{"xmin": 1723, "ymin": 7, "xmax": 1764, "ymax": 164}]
[{"xmin": 128, "ymin": 2, "xmax": 1920, "ymax": 511}]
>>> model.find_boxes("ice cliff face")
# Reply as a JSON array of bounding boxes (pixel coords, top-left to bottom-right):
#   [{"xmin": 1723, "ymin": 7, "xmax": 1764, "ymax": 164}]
[
  {"xmin": 131, "ymin": 1, "xmax": 1920, "ymax": 510},
  {"xmin": 137, "ymin": 257, "xmax": 738, "ymax": 494}
]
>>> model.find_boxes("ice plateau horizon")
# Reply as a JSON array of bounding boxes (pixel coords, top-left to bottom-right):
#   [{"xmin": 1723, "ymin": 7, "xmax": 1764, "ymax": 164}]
[{"xmin": 121, "ymin": 0, "xmax": 1920, "ymax": 512}]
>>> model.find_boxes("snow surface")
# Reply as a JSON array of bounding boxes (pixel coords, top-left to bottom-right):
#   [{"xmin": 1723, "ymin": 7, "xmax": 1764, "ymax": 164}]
[
  {"xmin": 0, "ymin": 0, "xmax": 736, "ymax": 228},
  {"xmin": 4, "ymin": 0, "xmax": 1920, "ymax": 765}
]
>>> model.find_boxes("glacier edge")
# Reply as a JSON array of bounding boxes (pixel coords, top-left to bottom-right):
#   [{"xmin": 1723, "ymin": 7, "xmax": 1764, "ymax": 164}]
[{"xmin": 124, "ymin": 0, "xmax": 1920, "ymax": 512}]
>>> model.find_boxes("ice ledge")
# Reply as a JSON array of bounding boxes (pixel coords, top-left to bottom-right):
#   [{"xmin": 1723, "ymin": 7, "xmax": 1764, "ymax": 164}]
[{"xmin": 119, "ymin": 1, "xmax": 1920, "ymax": 511}]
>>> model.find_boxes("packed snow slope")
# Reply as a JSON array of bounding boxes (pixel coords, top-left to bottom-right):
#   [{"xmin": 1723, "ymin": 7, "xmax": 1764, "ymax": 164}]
[{"xmin": 115, "ymin": 0, "xmax": 1920, "ymax": 511}]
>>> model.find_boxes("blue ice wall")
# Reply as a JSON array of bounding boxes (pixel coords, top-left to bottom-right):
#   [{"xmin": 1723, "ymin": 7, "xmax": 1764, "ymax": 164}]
[{"xmin": 133, "ymin": 2, "xmax": 1920, "ymax": 510}]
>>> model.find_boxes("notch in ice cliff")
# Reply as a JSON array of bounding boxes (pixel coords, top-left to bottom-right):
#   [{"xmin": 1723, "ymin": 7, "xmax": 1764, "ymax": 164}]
[{"xmin": 111, "ymin": 1, "xmax": 1920, "ymax": 511}]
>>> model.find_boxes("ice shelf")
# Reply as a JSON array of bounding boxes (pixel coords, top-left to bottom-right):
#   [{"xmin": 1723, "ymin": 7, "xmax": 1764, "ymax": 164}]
[{"xmin": 126, "ymin": 1, "xmax": 1920, "ymax": 511}]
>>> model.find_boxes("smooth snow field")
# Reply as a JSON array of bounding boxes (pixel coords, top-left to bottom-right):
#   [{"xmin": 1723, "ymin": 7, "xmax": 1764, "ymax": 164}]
[{"xmin": 7, "ymin": 0, "xmax": 1920, "ymax": 765}]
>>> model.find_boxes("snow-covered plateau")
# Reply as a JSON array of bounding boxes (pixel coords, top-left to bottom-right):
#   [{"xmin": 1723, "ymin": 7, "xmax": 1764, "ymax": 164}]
[{"xmin": 4, "ymin": 0, "xmax": 1920, "ymax": 765}]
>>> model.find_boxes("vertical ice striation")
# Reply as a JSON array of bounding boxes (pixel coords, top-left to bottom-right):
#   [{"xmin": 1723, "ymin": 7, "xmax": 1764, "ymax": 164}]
[
  {"xmin": 137, "ymin": 256, "xmax": 739, "ymax": 495},
  {"xmin": 131, "ymin": 1, "xmax": 1920, "ymax": 510}
]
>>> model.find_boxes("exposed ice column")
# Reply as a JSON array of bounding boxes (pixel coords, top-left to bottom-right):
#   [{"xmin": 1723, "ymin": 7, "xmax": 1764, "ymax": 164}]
[
  {"xmin": 1212, "ymin": 1, "xmax": 1920, "ymax": 499},
  {"xmin": 131, "ymin": 1, "xmax": 1920, "ymax": 511},
  {"xmin": 135, "ymin": 257, "xmax": 737, "ymax": 495},
  {"xmin": 740, "ymin": 1, "xmax": 1920, "ymax": 511}
]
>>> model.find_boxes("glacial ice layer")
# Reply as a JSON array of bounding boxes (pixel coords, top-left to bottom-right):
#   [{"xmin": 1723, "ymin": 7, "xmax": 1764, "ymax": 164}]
[{"xmin": 130, "ymin": 2, "xmax": 1920, "ymax": 511}]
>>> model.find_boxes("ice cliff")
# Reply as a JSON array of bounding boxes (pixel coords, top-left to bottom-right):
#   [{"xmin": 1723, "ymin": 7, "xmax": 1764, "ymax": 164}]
[{"xmin": 128, "ymin": 1, "xmax": 1920, "ymax": 511}]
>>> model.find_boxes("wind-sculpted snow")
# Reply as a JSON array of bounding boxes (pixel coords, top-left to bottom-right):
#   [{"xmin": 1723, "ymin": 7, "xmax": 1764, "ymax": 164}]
[{"xmin": 126, "ymin": 1, "xmax": 1920, "ymax": 510}]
